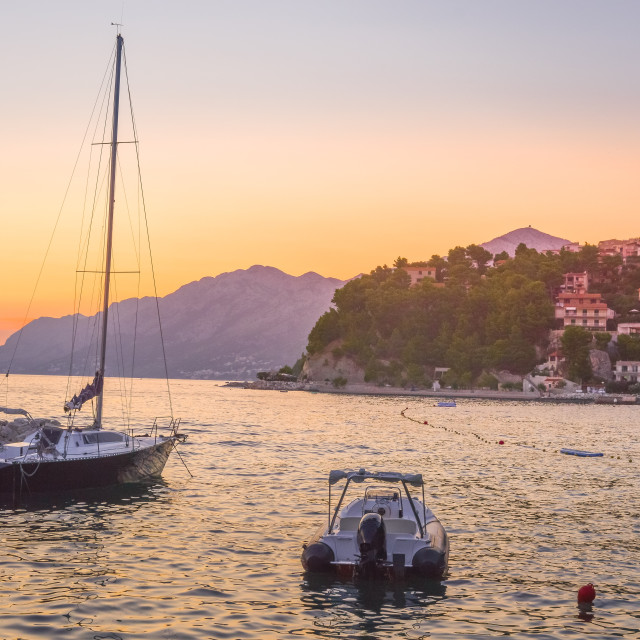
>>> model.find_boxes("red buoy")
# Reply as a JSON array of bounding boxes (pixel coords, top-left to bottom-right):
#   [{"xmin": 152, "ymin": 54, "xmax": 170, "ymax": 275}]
[
  {"xmin": 499, "ymin": 440, "xmax": 504, "ymax": 445},
  {"xmin": 424, "ymin": 421, "xmax": 428, "ymax": 424},
  {"xmin": 577, "ymin": 583, "xmax": 596, "ymax": 603}
]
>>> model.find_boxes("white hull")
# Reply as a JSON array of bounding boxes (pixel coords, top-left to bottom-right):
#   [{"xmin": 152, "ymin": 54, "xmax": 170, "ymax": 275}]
[{"xmin": 302, "ymin": 470, "xmax": 449, "ymax": 580}]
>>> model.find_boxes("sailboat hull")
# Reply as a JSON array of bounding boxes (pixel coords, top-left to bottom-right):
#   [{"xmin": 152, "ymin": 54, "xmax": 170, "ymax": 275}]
[{"xmin": 0, "ymin": 438, "xmax": 175, "ymax": 496}]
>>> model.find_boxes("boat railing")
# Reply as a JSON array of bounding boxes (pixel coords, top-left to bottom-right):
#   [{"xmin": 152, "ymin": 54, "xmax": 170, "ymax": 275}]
[
  {"xmin": 329, "ymin": 476, "xmax": 426, "ymax": 538},
  {"xmin": 148, "ymin": 416, "xmax": 183, "ymax": 442},
  {"xmin": 170, "ymin": 417, "xmax": 182, "ymax": 436}
]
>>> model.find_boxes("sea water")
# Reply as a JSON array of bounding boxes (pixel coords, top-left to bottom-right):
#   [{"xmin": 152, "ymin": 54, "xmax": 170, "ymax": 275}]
[{"xmin": 0, "ymin": 375, "xmax": 638, "ymax": 639}]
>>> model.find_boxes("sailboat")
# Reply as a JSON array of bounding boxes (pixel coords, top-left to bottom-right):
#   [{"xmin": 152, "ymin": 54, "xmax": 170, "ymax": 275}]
[{"xmin": 0, "ymin": 33, "xmax": 185, "ymax": 501}]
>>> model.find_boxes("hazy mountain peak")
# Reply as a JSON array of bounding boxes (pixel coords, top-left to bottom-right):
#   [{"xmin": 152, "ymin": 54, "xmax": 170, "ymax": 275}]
[{"xmin": 480, "ymin": 226, "xmax": 572, "ymax": 257}]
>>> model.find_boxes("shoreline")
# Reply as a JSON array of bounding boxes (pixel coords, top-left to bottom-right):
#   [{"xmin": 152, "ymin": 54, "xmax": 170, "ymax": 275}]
[{"xmin": 224, "ymin": 381, "xmax": 638, "ymax": 404}]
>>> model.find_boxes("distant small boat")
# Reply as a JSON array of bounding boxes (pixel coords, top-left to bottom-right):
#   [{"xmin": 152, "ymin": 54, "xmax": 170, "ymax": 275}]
[
  {"xmin": 560, "ymin": 449, "xmax": 603, "ymax": 457},
  {"xmin": 436, "ymin": 402, "xmax": 456, "ymax": 407}
]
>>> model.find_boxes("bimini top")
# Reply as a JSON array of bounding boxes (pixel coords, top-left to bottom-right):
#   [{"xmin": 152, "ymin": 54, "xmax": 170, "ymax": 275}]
[
  {"xmin": 0, "ymin": 406, "xmax": 31, "ymax": 417},
  {"xmin": 329, "ymin": 469, "xmax": 423, "ymax": 487}
]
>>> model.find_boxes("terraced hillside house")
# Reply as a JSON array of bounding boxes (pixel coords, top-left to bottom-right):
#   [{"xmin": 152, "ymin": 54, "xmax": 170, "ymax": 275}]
[
  {"xmin": 403, "ymin": 266, "xmax": 436, "ymax": 286},
  {"xmin": 617, "ymin": 323, "xmax": 640, "ymax": 336},
  {"xmin": 555, "ymin": 292, "xmax": 615, "ymax": 331},
  {"xmin": 614, "ymin": 361, "xmax": 640, "ymax": 384},
  {"xmin": 598, "ymin": 238, "xmax": 640, "ymax": 264},
  {"xmin": 561, "ymin": 272, "xmax": 588, "ymax": 294}
]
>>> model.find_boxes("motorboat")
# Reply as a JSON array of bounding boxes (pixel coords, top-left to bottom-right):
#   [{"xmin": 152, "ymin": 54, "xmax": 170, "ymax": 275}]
[{"xmin": 301, "ymin": 469, "xmax": 449, "ymax": 580}]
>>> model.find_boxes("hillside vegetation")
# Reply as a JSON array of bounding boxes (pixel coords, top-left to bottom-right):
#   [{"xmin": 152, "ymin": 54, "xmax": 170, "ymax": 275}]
[{"xmin": 305, "ymin": 243, "xmax": 640, "ymax": 388}]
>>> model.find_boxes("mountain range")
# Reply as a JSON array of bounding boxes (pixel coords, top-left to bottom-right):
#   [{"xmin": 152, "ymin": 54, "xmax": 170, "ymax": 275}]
[
  {"xmin": 0, "ymin": 227, "xmax": 573, "ymax": 380},
  {"xmin": 0, "ymin": 266, "xmax": 345, "ymax": 380}
]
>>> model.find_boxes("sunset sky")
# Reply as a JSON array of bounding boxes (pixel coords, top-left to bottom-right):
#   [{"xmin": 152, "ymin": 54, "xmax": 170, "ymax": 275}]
[{"xmin": 2, "ymin": 1, "xmax": 639, "ymax": 344}]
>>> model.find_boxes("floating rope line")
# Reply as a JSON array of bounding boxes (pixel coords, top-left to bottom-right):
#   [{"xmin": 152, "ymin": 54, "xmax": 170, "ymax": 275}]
[{"xmin": 400, "ymin": 409, "xmax": 633, "ymax": 463}]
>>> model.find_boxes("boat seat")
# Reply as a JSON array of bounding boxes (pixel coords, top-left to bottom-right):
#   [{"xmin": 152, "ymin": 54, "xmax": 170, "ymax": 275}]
[
  {"xmin": 329, "ymin": 534, "xmax": 358, "ymax": 562},
  {"xmin": 384, "ymin": 518, "xmax": 418, "ymax": 535},
  {"xmin": 338, "ymin": 516, "xmax": 361, "ymax": 532}
]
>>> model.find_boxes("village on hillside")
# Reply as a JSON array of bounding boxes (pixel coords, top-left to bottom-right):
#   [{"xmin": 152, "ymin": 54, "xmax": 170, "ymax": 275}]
[
  {"xmin": 264, "ymin": 233, "xmax": 640, "ymax": 403},
  {"xmin": 401, "ymin": 237, "xmax": 640, "ymax": 397}
]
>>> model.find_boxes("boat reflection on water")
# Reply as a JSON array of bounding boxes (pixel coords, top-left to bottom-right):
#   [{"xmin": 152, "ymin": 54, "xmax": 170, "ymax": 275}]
[
  {"xmin": 0, "ymin": 477, "xmax": 173, "ymax": 514},
  {"xmin": 300, "ymin": 572, "xmax": 447, "ymax": 624}
]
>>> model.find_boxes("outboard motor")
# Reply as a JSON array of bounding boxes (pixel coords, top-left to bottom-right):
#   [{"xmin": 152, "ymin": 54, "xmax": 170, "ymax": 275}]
[{"xmin": 356, "ymin": 513, "xmax": 386, "ymax": 578}]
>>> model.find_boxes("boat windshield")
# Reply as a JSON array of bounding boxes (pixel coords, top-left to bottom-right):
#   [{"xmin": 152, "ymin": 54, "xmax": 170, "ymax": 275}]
[{"xmin": 363, "ymin": 487, "xmax": 401, "ymax": 503}]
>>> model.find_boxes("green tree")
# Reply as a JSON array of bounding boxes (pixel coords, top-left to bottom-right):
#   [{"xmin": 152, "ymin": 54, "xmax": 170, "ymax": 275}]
[
  {"xmin": 594, "ymin": 332, "xmax": 611, "ymax": 351},
  {"xmin": 476, "ymin": 372, "xmax": 499, "ymax": 390},
  {"xmin": 427, "ymin": 254, "xmax": 447, "ymax": 281},
  {"xmin": 405, "ymin": 363, "xmax": 425, "ymax": 386},
  {"xmin": 291, "ymin": 356, "xmax": 306, "ymax": 377},
  {"xmin": 515, "ymin": 243, "xmax": 535, "ymax": 258},
  {"xmin": 305, "ymin": 241, "xmax": 560, "ymax": 385},
  {"xmin": 307, "ymin": 308, "xmax": 341, "ymax": 354},
  {"xmin": 466, "ymin": 244, "xmax": 493, "ymax": 275},
  {"xmin": 561, "ymin": 326, "xmax": 593, "ymax": 384},
  {"xmin": 448, "ymin": 245, "xmax": 469, "ymax": 267},
  {"xmin": 617, "ymin": 334, "xmax": 640, "ymax": 361}
]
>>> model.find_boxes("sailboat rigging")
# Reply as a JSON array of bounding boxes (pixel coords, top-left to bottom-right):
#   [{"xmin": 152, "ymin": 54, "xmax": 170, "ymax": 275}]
[
  {"xmin": 0, "ymin": 32, "xmax": 186, "ymax": 501},
  {"xmin": 95, "ymin": 32, "xmax": 124, "ymax": 429}
]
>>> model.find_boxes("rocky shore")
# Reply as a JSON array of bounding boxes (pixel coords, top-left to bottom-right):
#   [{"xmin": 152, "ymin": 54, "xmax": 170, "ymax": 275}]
[
  {"xmin": 222, "ymin": 380, "xmax": 638, "ymax": 404},
  {"xmin": 0, "ymin": 417, "xmax": 61, "ymax": 445}
]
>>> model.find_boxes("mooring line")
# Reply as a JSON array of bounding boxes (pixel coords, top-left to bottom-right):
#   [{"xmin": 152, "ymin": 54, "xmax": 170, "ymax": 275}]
[
  {"xmin": 171, "ymin": 439, "xmax": 193, "ymax": 477},
  {"xmin": 400, "ymin": 409, "xmax": 633, "ymax": 463}
]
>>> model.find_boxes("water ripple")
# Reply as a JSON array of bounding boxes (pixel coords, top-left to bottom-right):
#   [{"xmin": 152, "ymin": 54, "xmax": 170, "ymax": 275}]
[{"xmin": 0, "ymin": 377, "xmax": 638, "ymax": 638}]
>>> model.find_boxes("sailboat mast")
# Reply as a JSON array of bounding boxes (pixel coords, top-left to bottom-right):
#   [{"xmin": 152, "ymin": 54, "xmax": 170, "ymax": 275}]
[{"xmin": 95, "ymin": 33, "xmax": 124, "ymax": 429}]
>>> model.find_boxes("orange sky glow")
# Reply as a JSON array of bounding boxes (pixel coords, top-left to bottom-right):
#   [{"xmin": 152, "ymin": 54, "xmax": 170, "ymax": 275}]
[{"xmin": 2, "ymin": 2, "xmax": 639, "ymax": 346}]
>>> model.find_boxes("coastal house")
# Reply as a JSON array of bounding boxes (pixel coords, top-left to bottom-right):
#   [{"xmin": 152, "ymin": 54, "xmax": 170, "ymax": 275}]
[
  {"xmin": 598, "ymin": 238, "xmax": 640, "ymax": 264},
  {"xmin": 613, "ymin": 361, "xmax": 640, "ymax": 384},
  {"xmin": 403, "ymin": 266, "xmax": 436, "ymax": 286},
  {"xmin": 561, "ymin": 272, "xmax": 588, "ymax": 294},
  {"xmin": 546, "ymin": 242, "xmax": 582, "ymax": 256},
  {"xmin": 542, "ymin": 350, "xmax": 565, "ymax": 375},
  {"xmin": 555, "ymin": 292, "xmax": 614, "ymax": 331},
  {"xmin": 617, "ymin": 323, "xmax": 640, "ymax": 336},
  {"xmin": 544, "ymin": 377, "xmax": 565, "ymax": 389}
]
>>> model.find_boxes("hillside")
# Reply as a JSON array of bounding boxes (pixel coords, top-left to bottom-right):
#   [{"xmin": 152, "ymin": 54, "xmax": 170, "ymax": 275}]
[
  {"xmin": 303, "ymin": 241, "xmax": 640, "ymax": 388},
  {"xmin": 0, "ymin": 266, "xmax": 345, "ymax": 380}
]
